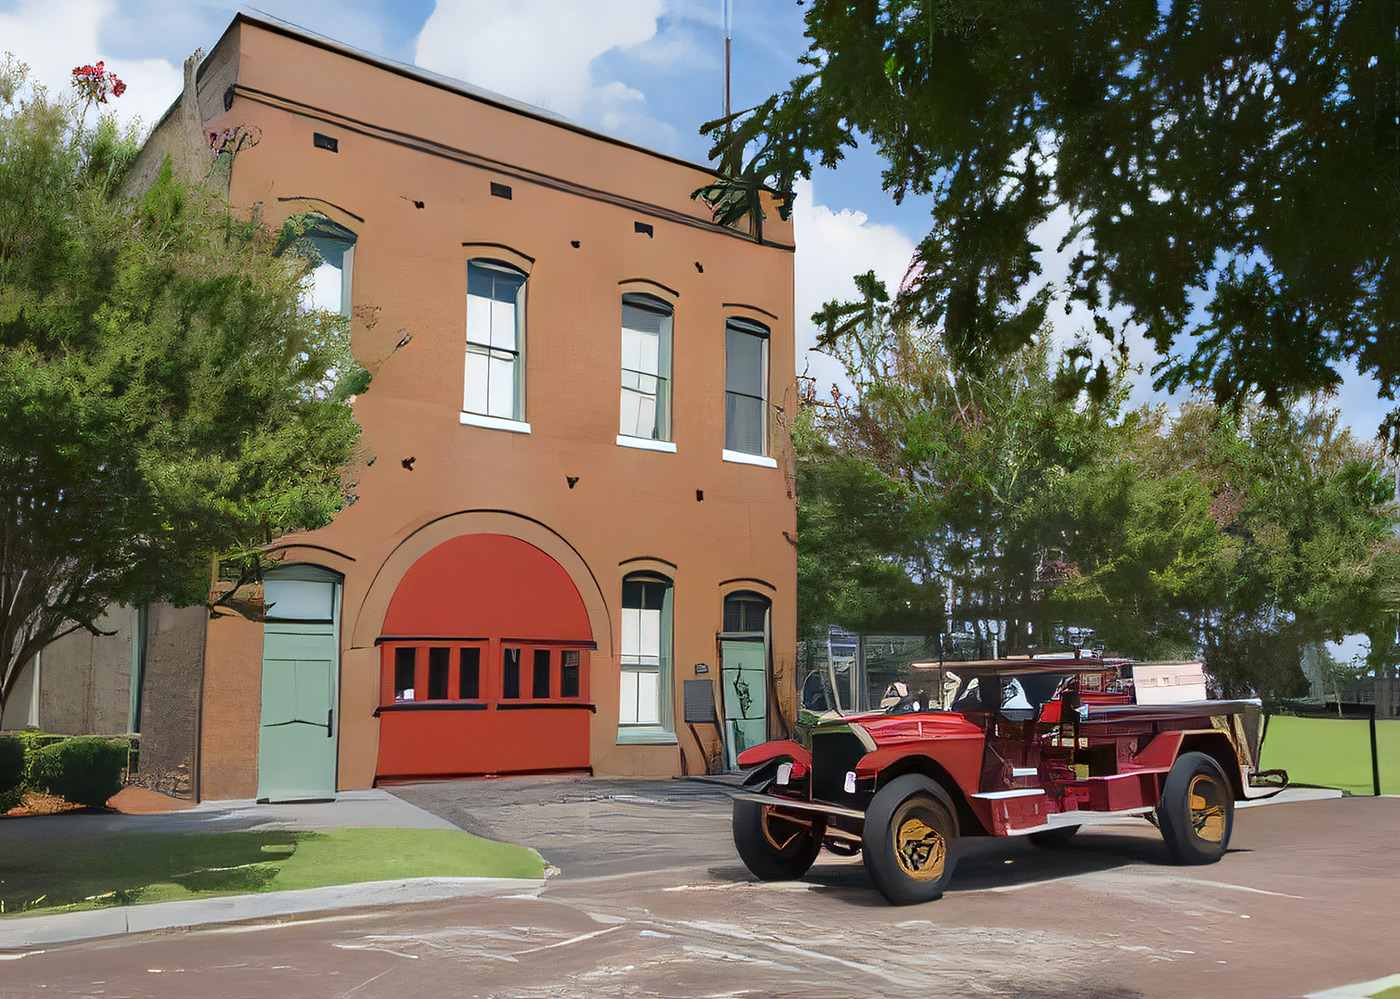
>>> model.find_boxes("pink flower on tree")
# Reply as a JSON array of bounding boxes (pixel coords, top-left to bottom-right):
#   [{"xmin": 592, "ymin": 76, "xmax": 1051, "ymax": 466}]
[{"xmin": 72, "ymin": 60, "xmax": 126, "ymax": 103}]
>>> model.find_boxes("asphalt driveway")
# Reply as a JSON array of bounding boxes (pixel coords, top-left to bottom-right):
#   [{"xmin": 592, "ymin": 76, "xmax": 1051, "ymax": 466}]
[
  {"xmin": 2, "ymin": 777, "xmax": 1395, "ymax": 999},
  {"xmin": 385, "ymin": 776, "xmax": 1399, "ymax": 999}
]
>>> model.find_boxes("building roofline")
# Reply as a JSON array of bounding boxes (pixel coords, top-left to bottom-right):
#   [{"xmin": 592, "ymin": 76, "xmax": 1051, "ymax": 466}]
[{"xmin": 207, "ymin": 9, "xmax": 726, "ymax": 180}]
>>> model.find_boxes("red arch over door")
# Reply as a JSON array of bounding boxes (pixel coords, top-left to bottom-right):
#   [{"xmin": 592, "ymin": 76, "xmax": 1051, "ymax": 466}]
[
  {"xmin": 376, "ymin": 534, "xmax": 594, "ymax": 780},
  {"xmin": 383, "ymin": 533, "xmax": 592, "ymax": 640}
]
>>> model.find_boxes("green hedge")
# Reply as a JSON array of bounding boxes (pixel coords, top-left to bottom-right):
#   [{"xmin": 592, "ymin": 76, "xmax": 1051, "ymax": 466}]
[
  {"xmin": 0, "ymin": 736, "xmax": 24, "ymax": 811},
  {"xmin": 12, "ymin": 730, "xmax": 67, "ymax": 782},
  {"xmin": 34, "ymin": 736, "xmax": 129, "ymax": 808}
]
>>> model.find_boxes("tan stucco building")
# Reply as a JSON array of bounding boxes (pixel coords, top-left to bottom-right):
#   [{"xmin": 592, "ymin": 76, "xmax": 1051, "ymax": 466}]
[{"xmin": 10, "ymin": 14, "xmax": 797, "ymax": 800}]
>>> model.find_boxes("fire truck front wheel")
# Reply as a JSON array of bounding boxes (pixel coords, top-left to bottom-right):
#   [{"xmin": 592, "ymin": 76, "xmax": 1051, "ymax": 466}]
[
  {"xmin": 733, "ymin": 799, "xmax": 824, "ymax": 881},
  {"xmin": 862, "ymin": 775, "xmax": 959, "ymax": 905}
]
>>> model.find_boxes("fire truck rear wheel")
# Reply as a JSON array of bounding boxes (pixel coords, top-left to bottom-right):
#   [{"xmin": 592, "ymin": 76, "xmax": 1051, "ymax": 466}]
[{"xmin": 1157, "ymin": 751, "xmax": 1234, "ymax": 864}]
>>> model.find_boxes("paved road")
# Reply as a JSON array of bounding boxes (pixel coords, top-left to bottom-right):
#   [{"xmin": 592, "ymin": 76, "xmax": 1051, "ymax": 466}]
[{"xmin": 4, "ymin": 777, "xmax": 1397, "ymax": 999}]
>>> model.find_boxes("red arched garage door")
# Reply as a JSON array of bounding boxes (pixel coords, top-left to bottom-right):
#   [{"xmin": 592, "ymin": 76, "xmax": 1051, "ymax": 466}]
[{"xmin": 375, "ymin": 534, "xmax": 594, "ymax": 780}]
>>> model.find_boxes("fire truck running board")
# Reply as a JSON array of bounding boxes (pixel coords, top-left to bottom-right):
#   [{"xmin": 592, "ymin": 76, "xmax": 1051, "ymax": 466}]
[
  {"xmin": 1007, "ymin": 804, "xmax": 1155, "ymax": 836},
  {"xmin": 733, "ymin": 793, "xmax": 866, "ymax": 823}
]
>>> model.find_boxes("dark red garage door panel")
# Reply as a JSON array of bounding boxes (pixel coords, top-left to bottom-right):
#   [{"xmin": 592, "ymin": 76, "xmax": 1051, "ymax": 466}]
[{"xmin": 376, "ymin": 534, "xmax": 595, "ymax": 780}]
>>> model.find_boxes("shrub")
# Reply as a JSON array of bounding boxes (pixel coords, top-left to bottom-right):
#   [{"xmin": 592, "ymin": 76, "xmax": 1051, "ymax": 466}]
[
  {"xmin": 34, "ymin": 737, "xmax": 129, "ymax": 808},
  {"xmin": 14, "ymin": 730, "xmax": 67, "ymax": 783},
  {"xmin": 0, "ymin": 736, "xmax": 25, "ymax": 811}
]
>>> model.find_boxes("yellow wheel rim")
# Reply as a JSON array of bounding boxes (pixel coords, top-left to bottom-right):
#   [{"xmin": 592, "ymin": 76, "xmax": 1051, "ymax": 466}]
[
  {"xmin": 894, "ymin": 814, "xmax": 946, "ymax": 881},
  {"xmin": 1187, "ymin": 774, "xmax": 1226, "ymax": 843}
]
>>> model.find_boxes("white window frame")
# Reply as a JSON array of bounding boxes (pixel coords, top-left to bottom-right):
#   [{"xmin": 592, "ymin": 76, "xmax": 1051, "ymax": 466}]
[
  {"xmin": 724, "ymin": 318, "xmax": 770, "ymax": 458},
  {"xmin": 619, "ymin": 294, "xmax": 673, "ymax": 444},
  {"xmin": 464, "ymin": 259, "xmax": 527, "ymax": 428},
  {"xmin": 295, "ymin": 216, "xmax": 356, "ymax": 318},
  {"xmin": 618, "ymin": 574, "xmax": 675, "ymax": 744}
]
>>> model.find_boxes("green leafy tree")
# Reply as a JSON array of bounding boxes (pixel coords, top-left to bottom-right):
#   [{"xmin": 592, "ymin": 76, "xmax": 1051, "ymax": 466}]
[
  {"xmin": 795, "ymin": 409, "xmax": 941, "ymax": 638},
  {"xmin": 800, "ymin": 275, "xmax": 1128, "ymax": 652},
  {"xmin": 799, "ymin": 278, "xmax": 1399, "ymax": 693},
  {"xmin": 704, "ymin": 1, "xmax": 1400, "ymax": 435},
  {"xmin": 1049, "ymin": 402, "xmax": 1400, "ymax": 694},
  {"xmin": 0, "ymin": 60, "xmax": 365, "ymax": 719}
]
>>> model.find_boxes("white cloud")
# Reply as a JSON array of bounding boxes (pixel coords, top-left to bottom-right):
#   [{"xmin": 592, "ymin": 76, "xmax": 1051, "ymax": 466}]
[
  {"xmin": 0, "ymin": 0, "xmax": 182, "ymax": 138},
  {"xmin": 414, "ymin": 0, "xmax": 665, "ymax": 119},
  {"xmin": 627, "ymin": 24, "xmax": 709, "ymax": 70},
  {"xmin": 587, "ymin": 79, "xmax": 676, "ymax": 145},
  {"xmin": 792, "ymin": 178, "xmax": 917, "ymax": 398}
]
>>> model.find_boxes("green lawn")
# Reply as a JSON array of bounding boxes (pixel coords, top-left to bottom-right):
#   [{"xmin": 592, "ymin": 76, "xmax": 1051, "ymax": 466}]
[
  {"xmin": 0, "ymin": 826, "xmax": 544, "ymax": 916},
  {"xmin": 1259, "ymin": 715, "xmax": 1400, "ymax": 796},
  {"xmin": 1259, "ymin": 715, "xmax": 1375, "ymax": 795}
]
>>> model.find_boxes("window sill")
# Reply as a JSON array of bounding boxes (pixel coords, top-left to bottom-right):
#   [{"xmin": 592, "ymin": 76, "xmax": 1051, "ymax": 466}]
[
  {"xmin": 376, "ymin": 701, "xmax": 487, "ymax": 714},
  {"xmin": 616, "ymin": 727, "xmax": 678, "ymax": 746},
  {"xmin": 616, "ymin": 435, "xmax": 677, "ymax": 453},
  {"xmin": 722, "ymin": 449, "xmax": 777, "ymax": 468},
  {"xmin": 460, "ymin": 411, "xmax": 531, "ymax": 434},
  {"xmin": 498, "ymin": 701, "xmax": 597, "ymax": 712}
]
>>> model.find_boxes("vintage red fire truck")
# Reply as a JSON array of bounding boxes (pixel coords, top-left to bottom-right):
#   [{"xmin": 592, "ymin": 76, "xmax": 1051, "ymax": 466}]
[{"xmin": 732, "ymin": 657, "xmax": 1281, "ymax": 905}]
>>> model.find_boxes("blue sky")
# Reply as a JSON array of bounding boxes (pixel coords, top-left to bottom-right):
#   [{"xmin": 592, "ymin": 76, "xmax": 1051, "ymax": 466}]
[{"xmin": 0, "ymin": 0, "xmax": 1389, "ymax": 438}]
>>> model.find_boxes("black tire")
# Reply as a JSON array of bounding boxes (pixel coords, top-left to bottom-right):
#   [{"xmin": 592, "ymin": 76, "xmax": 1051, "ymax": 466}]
[
  {"xmin": 1027, "ymin": 825, "xmax": 1080, "ymax": 848},
  {"xmin": 732, "ymin": 798, "xmax": 824, "ymax": 881},
  {"xmin": 861, "ymin": 774, "xmax": 958, "ymax": 905},
  {"xmin": 1157, "ymin": 752, "xmax": 1234, "ymax": 864}
]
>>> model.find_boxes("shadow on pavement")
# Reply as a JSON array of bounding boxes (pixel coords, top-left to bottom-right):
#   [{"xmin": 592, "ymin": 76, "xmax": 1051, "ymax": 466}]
[{"xmin": 710, "ymin": 822, "xmax": 1250, "ymax": 903}]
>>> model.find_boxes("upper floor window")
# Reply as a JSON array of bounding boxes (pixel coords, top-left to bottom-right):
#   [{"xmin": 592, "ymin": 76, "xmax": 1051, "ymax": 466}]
[
  {"xmin": 619, "ymin": 295, "xmax": 673, "ymax": 442},
  {"xmin": 724, "ymin": 318, "xmax": 769, "ymax": 457},
  {"xmin": 294, "ymin": 216, "xmax": 355, "ymax": 317},
  {"xmin": 464, "ymin": 260, "xmax": 526, "ymax": 423}
]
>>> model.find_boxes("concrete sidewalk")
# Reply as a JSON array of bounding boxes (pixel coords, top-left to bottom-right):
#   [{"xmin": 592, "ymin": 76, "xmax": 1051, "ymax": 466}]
[{"xmin": 0, "ymin": 789, "xmax": 546, "ymax": 950}]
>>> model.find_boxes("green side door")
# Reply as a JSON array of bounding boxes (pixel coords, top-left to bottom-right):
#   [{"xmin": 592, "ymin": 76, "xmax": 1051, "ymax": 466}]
[
  {"xmin": 720, "ymin": 639, "xmax": 768, "ymax": 770},
  {"xmin": 258, "ymin": 625, "xmax": 337, "ymax": 801},
  {"xmin": 257, "ymin": 574, "xmax": 340, "ymax": 802}
]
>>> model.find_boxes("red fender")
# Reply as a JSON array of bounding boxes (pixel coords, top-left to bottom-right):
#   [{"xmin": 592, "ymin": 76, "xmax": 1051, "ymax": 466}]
[{"xmin": 736, "ymin": 739, "xmax": 812, "ymax": 771}]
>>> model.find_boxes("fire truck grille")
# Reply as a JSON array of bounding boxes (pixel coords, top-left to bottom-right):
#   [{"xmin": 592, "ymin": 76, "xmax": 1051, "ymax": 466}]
[{"xmin": 811, "ymin": 729, "xmax": 867, "ymax": 805}]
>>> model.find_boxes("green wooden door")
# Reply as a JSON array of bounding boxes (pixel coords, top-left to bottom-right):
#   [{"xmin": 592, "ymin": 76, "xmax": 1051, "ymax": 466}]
[
  {"xmin": 257, "ymin": 623, "xmax": 337, "ymax": 801},
  {"xmin": 720, "ymin": 639, "xmax": 768, "ymax": 770}
]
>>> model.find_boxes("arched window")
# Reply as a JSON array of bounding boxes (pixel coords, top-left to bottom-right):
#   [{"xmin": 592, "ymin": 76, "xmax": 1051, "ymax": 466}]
[
  {"xmin": 464, "ymin": 259, "xmax": 527, "ymax": 423},
  {"xmin": 724, "ymin": 318, "xmax": 769, "ymax": 458},
  {"xmin": 290, "ymin": 215, "xmax": 356, "ymax": 317},
  {"xmin": 619, "ymin": 572, "xmax": 674, "ymax": 741},
  {"xmin": 619, "ymin": 293, "xmax": 673, "ymax": 443}
]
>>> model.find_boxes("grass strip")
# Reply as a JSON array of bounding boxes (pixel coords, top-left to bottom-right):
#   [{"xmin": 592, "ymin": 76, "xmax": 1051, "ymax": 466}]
[{"xmin": 0, "ymin": 826, "xmax": 543, "ymax": 917}]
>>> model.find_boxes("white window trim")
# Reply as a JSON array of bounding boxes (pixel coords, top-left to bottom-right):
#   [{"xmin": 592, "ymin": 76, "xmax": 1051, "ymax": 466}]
[
  {"xmin": 617, "ymin": 435, "xmax": 677, "ymax": 453},
  {"xmin": 617, "ymin": 725, "xmax": 679, "ymax": 746},
  {"xmin": 619, "ymin": 292, "xmax": 673, "ymax": 444},
  {"xmin": 338, "ymin": 244, "xmax": 355, "ymax": 317},
  {"xmin": 722, "ymin": 448, "xmax": 777, "ymax": 468},
  {"xmin": 460, "ymin": 411, "xmax": 532, "ymax": 434},
  {"xmin": 464, "ymin": 259, "xmax": 527, "ymax": 423}
]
